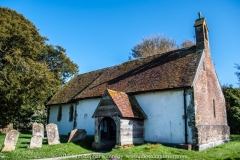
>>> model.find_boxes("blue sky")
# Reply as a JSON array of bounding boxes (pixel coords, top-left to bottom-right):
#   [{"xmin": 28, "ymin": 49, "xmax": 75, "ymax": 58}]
[{"xmin": 2, "ymin": 0, "xmax": 240, "ymax": 87}]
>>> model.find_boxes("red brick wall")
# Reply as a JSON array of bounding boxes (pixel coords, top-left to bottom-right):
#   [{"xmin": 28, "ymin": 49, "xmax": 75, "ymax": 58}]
[
  {"xmin": 194, "ymin": 46, "xmax": 227, "ymax": 126},
  {"xmin": 193, "ymin": 42, "xmax": 229, "ymax": 145}
]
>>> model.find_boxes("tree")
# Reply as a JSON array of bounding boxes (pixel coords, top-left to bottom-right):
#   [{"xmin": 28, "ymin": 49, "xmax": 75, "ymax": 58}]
[
  {"xmin": 222, "ymin": 85, "xmax": 240, "ymax": 134},
  {"xmin": 129, "ymin": 35, "xmax": 177, "ymax": 59},
  {"xmin": 235, "ymin": 64, "xmax": 240, "ymax": 86},
  {"xmin": 40, "ymin": 44, "xmax": 79, "ymax": 84},
  {"xmin": 0, "ymin": 7, "xmax": 78, "ymax": 125},
  {"xmin": 129, "ymin": 34, "xmax": 195, "ymax": 59},
  {"xmin": 180, "ymin": 39, "xmax": 195, "ymax": 48}
]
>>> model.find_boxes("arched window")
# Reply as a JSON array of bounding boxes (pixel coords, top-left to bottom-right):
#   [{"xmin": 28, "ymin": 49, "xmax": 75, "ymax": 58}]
[
  {"xmin": 69, "ymin": 105, "xmax": 74, "ymax": 122},
  {"xmin": 57, "ymin": 106, "xmax": 62, "ymax": 121}
]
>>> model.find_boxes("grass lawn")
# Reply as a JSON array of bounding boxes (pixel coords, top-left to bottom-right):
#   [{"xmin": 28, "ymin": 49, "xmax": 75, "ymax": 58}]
[
  {"xmin": 0, "ymin": 133, "xmax": 240, "ymax": 160},
  {"xmin": 0, "ymin": 133, "xmax": 94, "ymax": 159}
]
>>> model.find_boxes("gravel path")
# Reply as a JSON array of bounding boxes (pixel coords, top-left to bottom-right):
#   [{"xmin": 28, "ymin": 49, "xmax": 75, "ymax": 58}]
[{"xmin": 31, "ymin": 152, "xmax": 102, "ymax": 160}]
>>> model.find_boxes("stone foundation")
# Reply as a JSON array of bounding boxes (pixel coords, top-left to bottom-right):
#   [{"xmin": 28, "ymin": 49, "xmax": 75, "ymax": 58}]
[
  {"xmin": 196, "ymin": 139, "xmax": 229, "ymax": 151},
  {"xmin": 195, "ymin": 125, "xmax": 230, "ymax": 150}
]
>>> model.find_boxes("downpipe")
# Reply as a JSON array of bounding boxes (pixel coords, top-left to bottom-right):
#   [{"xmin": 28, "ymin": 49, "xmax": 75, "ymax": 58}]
[{"xmin": 183, "ymin": 87, "xmax": 188, "ymax": 144}]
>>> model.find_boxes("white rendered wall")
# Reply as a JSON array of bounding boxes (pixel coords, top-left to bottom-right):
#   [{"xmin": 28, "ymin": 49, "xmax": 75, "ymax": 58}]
[
  {"xmin": 75, "ymin": 98, "xmax": 101, "ymax": 135},
  {"xmin": 49, "ymin": 90, "xmax": 193, "ymax": 142},
  {"xmin": 135, "ymin": 90, "xmax": 191, "ymax": 144},
  {"xmin": 48, "ymin": 104, "xmax": 74, "ymax": 135}
]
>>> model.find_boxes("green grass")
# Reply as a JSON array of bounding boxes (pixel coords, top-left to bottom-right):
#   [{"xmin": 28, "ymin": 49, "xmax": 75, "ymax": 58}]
[
  {"xmin": 0, "ymin": 133, "xmax": 94, "ymax": 160},
  {"xmin": 101, "ymin": 137, "xmax": 240, "ymax": 160},
  {"xmin": 0, "ymin": 134, "xmax": 240, "ymax": 160}
]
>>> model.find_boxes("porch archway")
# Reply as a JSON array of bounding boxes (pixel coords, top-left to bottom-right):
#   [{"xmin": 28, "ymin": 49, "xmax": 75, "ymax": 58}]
[{"xmin": 98, "ymin": 117, "xmax": 116, "ymax": 148}]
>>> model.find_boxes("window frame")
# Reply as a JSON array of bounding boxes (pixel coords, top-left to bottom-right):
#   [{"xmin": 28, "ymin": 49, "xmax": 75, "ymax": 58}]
[
  {"xmin": 69, "ymin": 105, "xmax": 74, "ymax": 122},
  {"xmin": 57, "ymin": 105, "xmax": 62, "ymax": 121},
  {"xmin": 213, "ymin": 99, "xmax": 216, "ymax": 118}
]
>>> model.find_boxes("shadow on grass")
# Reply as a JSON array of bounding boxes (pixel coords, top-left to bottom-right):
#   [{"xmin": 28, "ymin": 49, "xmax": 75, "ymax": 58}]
[
  {"xmin": 59, "ymin": 135, "xmax": 69, "ymax": 143},
  {"xmin": 19, "ymin": 146, "xmax": 29, "ymax": 148},
  {"xmin": 20, "ymin": 141, "xmax": 30, "ymax": 148},
  {"xmin": 19, "ymin": 136, "xmax": 31, "ymax": 139},
  {"xmin": 230, "ymin": 135, "xmax": 240, "ymax": 141},
  {"xmin": 224, "ymin": 157, "xmax": 240, "ymax": 160},
  {"xmin": 42, "ymin": 139, "xmax": 48, "ymax": 145},
  {"xmin": 60, "ymin": 135, "xmax": 96, "ymax": 152}
]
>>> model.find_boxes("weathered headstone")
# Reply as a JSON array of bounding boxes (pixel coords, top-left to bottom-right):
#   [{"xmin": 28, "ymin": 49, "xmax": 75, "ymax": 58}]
[
  {"xmin": 68, "ymin": 129, "xmax": 87, "ymax": 142},
  {"xmin": 1, "ymin": 130, "xmax": 19, "ymax": 152},
  {"xmin": 30, "ymin": 123, "xmax": 44, "ymax": 148},
  {"xmin": 30, "ymin": 135, "xmax": 43, "ymax": 148},
  {"xmin": 32, "ymin": 123, "xmax": 44, "ymax": 138},
  {"xmin": 0, "ymin": 123, "xmax": 13, "ymax": 134},
  {"xmin": 46, "ymin": 123, "xmax": 60, "ymax": 145}
]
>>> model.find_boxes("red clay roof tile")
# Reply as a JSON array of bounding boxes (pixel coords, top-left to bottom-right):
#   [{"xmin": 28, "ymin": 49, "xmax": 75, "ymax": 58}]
[{"xmin": 47, "ymin": 46, "xmax": 202, "ymax": 105}]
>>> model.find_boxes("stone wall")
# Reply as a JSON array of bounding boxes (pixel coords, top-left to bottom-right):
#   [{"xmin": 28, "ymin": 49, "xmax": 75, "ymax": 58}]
[
  {"xmin": 197, "ymin": 125, "xmax": 229, "ymax": 144},
  {"xmin": 196, "ymin": 125, "xmax": 229, "ymax": 150},
  {"xmin": 185, "ymin": 89, "xmax": 198, "ymax": 144}
]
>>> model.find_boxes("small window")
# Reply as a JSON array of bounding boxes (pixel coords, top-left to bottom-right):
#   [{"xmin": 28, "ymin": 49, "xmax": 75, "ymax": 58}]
[
  {"xmin": 204, "ymin": 26, "xmax": 208, "ymax": 40},
  {"xmin": 69, "ymin": 105, "xmax": 74, "ymax": 122},
  {"xmin": 203, "ymin": 61, "xmax": 206, "ymax": 71},
  {"xmin": 213, "ymin": 100, "xmax": 216, "ymax": 118},
  {"xmin": 57, "ymin": 106, "xmax": 62, "ymax": 121},
  {"xmin": 73, "ymin": 108, "xmax": 77, "ymax": 128}
]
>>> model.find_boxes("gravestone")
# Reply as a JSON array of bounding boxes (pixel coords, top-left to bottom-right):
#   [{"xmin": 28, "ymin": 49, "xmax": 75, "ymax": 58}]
[
  {"xmin": 32, "ymin": 123, "xmax": 44, "ymax": 138},
  {"xmin": 0, "ymin": 124, "xmax": 13, "ymax": 134},
  {"xmin": 1, "ymin": 130, "xmax": 19, "ymax": 152},
  {"xmin": 68, "ymin": 129, "xmax": 87, "ymax": 142},
  {"xmin": 30, "ymin": 135, "xmax": 43, "ymax": 148},
  {"xmin": 30, "ymin": 123, "xmax": 44, "ymax": 148},
  {"xmin": 46, "ymin": 123, "xmax": 60, "ymax": 145}
]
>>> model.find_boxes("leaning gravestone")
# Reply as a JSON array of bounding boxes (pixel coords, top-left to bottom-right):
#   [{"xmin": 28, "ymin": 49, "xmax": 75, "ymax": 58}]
[
  {"xmin": 68, "ymin": 129, "xmax": 87, "ymax": 142},
  {"xmin": 30, "ymin": 123, "xmax": 44, "ymax": 148},
  {"xmin": 46, "ymin": 123, "xmax": 60, "ymax": 145},
  {"xmin": 1, "ymin": 129, "xmax": 19, "ymax": 152}
]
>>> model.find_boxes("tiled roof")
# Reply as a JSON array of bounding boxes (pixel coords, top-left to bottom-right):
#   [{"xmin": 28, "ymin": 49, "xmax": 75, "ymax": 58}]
[
  {"xmin": 47, "ymin": 69, "xmax": 103, "ymax": 104},
  {"xmin": 107, "ymin": 89, "xmax": 147, "ymax": 119},
  {"xmin": 47, "ymin": 45, "xmax": 202, "ymax": 105}
]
